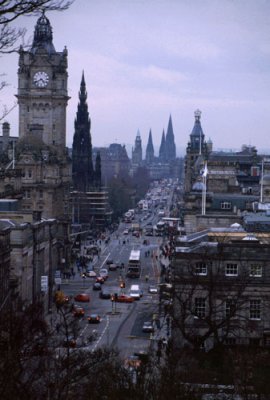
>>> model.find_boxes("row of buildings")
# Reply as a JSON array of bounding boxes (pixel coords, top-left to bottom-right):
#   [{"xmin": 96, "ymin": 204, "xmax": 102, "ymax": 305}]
[
  {"xmin": 171, "ymin": 110, "xmax": 270, "ymax": 352},
  {"xmin": 0, "ymin": 14, "xmax": 111, "ymax": 322}
]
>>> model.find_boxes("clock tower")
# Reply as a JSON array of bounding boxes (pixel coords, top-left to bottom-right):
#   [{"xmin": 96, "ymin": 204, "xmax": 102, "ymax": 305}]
[
  {"xmin": 15, "ymin": 13, "xmax": 71, "ymax": 220},
  {"xmin": 17, "ymin": 12, "xmax": 69, "ymax": 154}
]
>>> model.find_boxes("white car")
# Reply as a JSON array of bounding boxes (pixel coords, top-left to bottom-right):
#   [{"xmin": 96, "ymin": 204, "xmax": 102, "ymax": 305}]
[
  {"xmin": 123, "ymin": 229, "xmax": 129, "ymax": 235},
  {"xmin": 99, "ymin": 268, "xmax": 108, "ymax": 280},
  {"xmin": 148, "ymin": 285, "xmax": 158, "ymax": 294},
  {"xmin": 142, "ymin": 321, "xmax": 154, "ymax": 333},
  {"xmin": 86, "ymin": 270, "xmax": 97, "ymax": 278}
]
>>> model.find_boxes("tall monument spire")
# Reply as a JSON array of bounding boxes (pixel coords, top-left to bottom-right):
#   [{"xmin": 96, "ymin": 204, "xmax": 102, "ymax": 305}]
[
  {"xmin": 145, "ymin": 129, "xmax": 155, "ymax": 164},
  {"xmin": 72, "ymin": 72, "xmax": 94, "ymax": 191}
]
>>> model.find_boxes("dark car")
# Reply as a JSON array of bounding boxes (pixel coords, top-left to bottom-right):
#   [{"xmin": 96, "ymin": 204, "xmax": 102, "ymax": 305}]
[
  {"xmin": 93, "ymin": 282, "xmax": 102, "ymax": 291},
  {"xmin": 108, "ymin": 263, "xmax": 117, "ymax": 271},
  {"xmin": 106, "ymin": 259, "xmax": 114, "ymax": 266},
  {"xmin": 88, "ymin": 314, "xmax": 101, "ymax": 324},
  {"xmin": 99, "ymin": 289, "xmax": 111, "ymax": 299}
]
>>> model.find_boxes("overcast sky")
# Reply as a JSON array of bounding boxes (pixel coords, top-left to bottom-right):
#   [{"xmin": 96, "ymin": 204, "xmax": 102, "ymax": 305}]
[{"xmin": 1, "ymin": 0, "xmax": 270, "ymax": 156}]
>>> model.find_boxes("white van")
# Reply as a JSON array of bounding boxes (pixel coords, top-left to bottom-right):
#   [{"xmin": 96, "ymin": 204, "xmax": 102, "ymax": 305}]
[{"xmin": 129, "ymin": 284, "xmax": 141, "ymax": 300}]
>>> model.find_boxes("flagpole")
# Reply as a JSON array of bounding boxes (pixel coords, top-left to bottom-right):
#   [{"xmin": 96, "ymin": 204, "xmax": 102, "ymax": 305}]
[{"xmin": 260, "ymin": 159, "xmax": 264, "ymax": 203}]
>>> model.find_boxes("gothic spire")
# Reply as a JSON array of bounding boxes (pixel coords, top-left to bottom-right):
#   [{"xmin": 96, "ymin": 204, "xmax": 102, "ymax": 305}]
[
  {"xmin": 159, "ymin": 129, "xmax": 166, "ymax": 161},
  {"xmin": 31, "ymin": 12, "xmax": 56, "ymax": 54},
  {"xmin": 165, "ymin": 115, "xmax": 176, "ymax": 160},
  {"xmin": 145, "ymin": 129, "xmax": 154, "ymax": 164}
]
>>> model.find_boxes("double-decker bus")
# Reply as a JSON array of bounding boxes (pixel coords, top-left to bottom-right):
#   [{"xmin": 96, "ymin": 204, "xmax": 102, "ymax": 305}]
[{"xmin": 127, "ymin": 250, "xmax": 141, "ymax": 278}]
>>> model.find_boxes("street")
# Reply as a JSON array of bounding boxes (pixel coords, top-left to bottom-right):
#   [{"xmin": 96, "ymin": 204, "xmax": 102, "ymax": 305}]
[{"xmin": 59, "ymin": 202, "xmax": 171, "ymax": 360}]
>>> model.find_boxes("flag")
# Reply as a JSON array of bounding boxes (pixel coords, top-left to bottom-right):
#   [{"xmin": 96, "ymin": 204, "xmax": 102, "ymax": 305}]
[{"xmin": 202, "ymin": 162, "xmax": 208, "ymax": 177}]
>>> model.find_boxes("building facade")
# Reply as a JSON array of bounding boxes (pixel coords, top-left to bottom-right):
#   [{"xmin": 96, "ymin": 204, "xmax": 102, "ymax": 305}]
[{"xmin": 173, "ymin": 227, "xmax": 270, "ymax": 351}]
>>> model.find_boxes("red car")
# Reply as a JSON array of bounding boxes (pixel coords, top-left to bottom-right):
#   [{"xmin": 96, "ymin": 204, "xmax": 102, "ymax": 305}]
[
  {"xmin": 96, "ymin": 276, "xmax": 105, "ymax": 284},
  {"xmin": 74, "ymin": 293, "xmax": 90, "ymax": 302},
  {"xmin": 115, "ymin": 294, "xmax": 134, "ymax": 303}
]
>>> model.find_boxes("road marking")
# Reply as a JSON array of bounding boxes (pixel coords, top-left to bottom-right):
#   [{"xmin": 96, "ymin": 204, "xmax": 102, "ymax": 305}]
[
  {"xmin": 100, "ymin": 253, "xmax": 110, "ymax": 268},
  {"xmin": 92, "ymin": 314, "xmax": 110, "ymax": 351}
]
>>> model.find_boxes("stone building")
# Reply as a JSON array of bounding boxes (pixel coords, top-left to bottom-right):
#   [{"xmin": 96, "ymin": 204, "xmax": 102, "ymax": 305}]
[
  {"xmin": 93, "ymin": 144, "xmax": 130, "ymax": 184},
  {"xmin": 173, "ymin": 226, "xmax": 270, "ymax": 351}
]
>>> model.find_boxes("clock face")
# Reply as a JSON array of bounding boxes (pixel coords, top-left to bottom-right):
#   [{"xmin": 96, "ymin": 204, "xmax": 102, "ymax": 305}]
[{"xmin": 33, "ymin": 71, "xmax": 49, "ymax": 87}]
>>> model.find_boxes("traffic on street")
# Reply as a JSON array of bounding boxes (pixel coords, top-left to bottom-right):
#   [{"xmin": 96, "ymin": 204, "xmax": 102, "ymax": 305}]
[{"xmin": 55, "ymin": 179, "xmax": 179, "ymax": 362}]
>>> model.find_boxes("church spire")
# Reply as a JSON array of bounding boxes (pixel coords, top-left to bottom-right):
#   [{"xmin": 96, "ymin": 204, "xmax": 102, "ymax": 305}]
[
  {"xmin": 145, "ymin": 129, "xmax": 154, "ymax": 164},
  {"xmin": 31, "ymin": 11, "xmax": 56, "ymax": 54},
  {"xmin": 165, "ymin": 115, "xmax": 176, "ymax": 160},
  {"xmin": 159, "ymin": 129, "xmax": 166, "ymax": 162}
]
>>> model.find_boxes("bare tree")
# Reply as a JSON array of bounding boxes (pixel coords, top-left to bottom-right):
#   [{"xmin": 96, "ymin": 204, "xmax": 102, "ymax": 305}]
[
  {"xmin": 0, "ymin": 0, "xmax": 73, "ymax": 121},
  {"xmin": 0, "ymin": 0, "xmax": 73, "ymax": 53}
]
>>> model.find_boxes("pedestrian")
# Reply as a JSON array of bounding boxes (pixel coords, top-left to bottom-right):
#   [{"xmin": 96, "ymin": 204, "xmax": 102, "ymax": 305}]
[{"xmin": 145, "ymin": 274, "xmax": 149, "ymax": 282}]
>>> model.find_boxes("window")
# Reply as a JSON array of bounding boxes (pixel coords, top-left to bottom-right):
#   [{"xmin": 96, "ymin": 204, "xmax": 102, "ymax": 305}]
[
  {"xmin": 225, "ymin": 338, "xmax": 236, "ymax": 346},
  {"xmin": 226, "ymin": 299, "xmax": 236, "ymax": 318},
  {"xmin": 250, "ymin": 264, "xmax": 262, "ymax": 277},
  {"xmin": 195, "ymin": 262, "xmax": 207, "ymax": 275},
  {"xmin": 221, "ymin": 201, "xmax": 231, "ymax": 210},
  {"xmin": 194, "ymin": 298, "xmax": 206, "ymax": 318},
  {"xmin": 28, "ymin": 169, "xmax": 32, "ymax": 178},
  {"xmin": 39, "ymin": 190, "xmax": 43, "ymax": 199},
  {"xmin": 250, "ymin": 299, "xmax": 261, "ymax": 320},
  {"xmin": 226, "ymin": 263, "xmax": 238, "ymax": 276}
]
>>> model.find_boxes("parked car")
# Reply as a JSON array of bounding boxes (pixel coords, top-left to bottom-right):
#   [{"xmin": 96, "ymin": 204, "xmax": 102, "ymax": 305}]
[
  {"xmin": 123, "ymin": 229, "xmax": 129, "ymax": 235},
  {"xmin": 93, "ymin": 282, "xmax": 102, "ymax": 291},
  {"xmin": 74, "ymin": 293, "xmax": 90, "ymax": 302},
  {"xmin": 115, "ymin": 294, "xmax": 134, "ymax": 303},
  {"xmin": 106, "ymin": 259, "xmax": 114, "ymax": 266},
  {"xmin": 73, "ymin": 306, "xmax": 85, "ymax": 317},
  {"xmin": 142, "ymin": 321, "xmax": 154, "ymax": 333},
  {"xmin": 88, "ymin": 314, "xmax": 101, "ymax": 324},
  {"xmin": 99, "ymin": 289, "xmax": 111, "ymax": 299}
]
